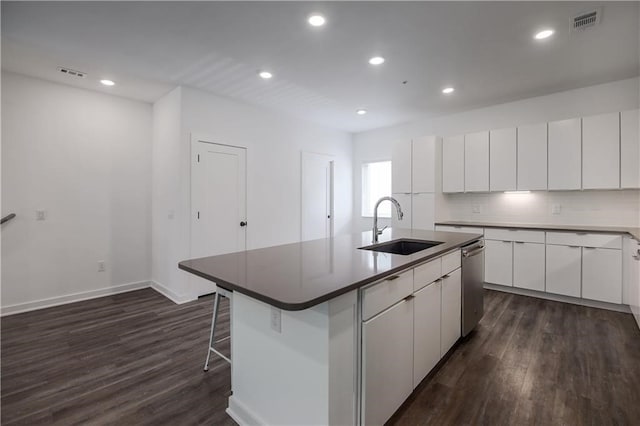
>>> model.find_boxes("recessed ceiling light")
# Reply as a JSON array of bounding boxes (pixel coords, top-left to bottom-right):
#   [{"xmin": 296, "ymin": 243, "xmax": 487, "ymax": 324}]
[
  {"xmin": 258, "ymin": 71, "xmax": 273, "ymax": 79},
  {"xmin": 100, "ymin": 79, "xmax": 115, "ymax": 86},
  {"xmin": 356, "ymin": 109, "xmax": 367, "ymax": 115},
  {"xmin": 308, "ymin": 14, "xmax": 326, "ymax": 27},
  {"xmin": 368, "ymin": 56, "xmax": 385, "ymax": 65},
  {"xmin": 534, "ymin": 29, "xmax": 554, "ymax": 40},
  {"xmin": 442, "ymin": 87, "xmax": 455, "ymax": 94}
]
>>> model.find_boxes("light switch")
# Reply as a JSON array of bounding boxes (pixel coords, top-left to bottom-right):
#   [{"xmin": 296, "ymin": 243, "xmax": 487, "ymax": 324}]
[
  {"xmin": 472, "ymin": 205, "xmax": 481, "ymax": 214},
  {"xmin": 552, "ymin": 204, "xmax": 561, "ymax": 215},
  {"xmin": 36, "ymin": 210, "xmax": 46, "ymax": 221}
]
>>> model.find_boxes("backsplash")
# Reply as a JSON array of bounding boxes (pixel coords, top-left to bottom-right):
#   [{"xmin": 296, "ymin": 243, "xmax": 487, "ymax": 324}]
[{"xmin": 438, "ymin": 190, "xmax": 640, "ymax": 227}]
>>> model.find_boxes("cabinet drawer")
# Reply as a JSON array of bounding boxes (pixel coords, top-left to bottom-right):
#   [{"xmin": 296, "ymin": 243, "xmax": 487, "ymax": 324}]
[
  {"xmin": 546, "ymin": 232, "xmax": 622, "ymax": 249},
  {"xmin": 414, "ymin": 258, "xmax": 441, "ymax": 292},
  {"xmin": 363, "ymin": 270, "xmax": 414, "ymax": 320},
  {"xmin": 442, "ymin": 250, "xmax": 461, "ymax": 275},
  {"xmin": 484, "ymin": 228, "xmax": 544, "ymax": 243},
  {"xmin": 435, "ymin": 225, "xmax": 484, "ymax": 235},
  {"xmin": 545, "ymin": 232, "xmax": 583, "ymax": 246}
]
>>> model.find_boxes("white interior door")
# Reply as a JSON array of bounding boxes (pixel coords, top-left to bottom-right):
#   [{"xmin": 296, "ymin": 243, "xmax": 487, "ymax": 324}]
[
  {"xmin": 191, "ymin": 138, "xmax": 247, "ymax": 297},
  {"xmin": 301, "ymin": 152, "xmax": 334, "ymax": 241}
]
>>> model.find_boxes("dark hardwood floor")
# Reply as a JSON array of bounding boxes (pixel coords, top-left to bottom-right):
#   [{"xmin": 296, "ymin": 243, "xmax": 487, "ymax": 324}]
[{"xmin": 2, "ymin": 288, "xmax": 639, "ymax": 425}]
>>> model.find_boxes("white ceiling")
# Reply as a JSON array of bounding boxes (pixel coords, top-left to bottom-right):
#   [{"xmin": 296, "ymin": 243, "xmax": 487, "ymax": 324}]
[{"xmin": 2, "ymin": 2, "xmax": 639, "ymax": 133}]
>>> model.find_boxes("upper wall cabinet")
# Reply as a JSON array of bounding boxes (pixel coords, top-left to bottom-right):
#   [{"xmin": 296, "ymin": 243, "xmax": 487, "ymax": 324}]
[
  {"xmin": 392, "ymin": 139, "xmax": 412, "ymax": 194},
  {"xmin": 548, "ymin": 118, "xmax": 581, "ymax": 190},
  {"xmin": 621, "ymin": 109, "xmax": 640, "ymax": 189},
  {"xmin": 517, "ymin": 123, "xmax": 547, "ymax": 191},
  {"xmin": 489, "ymin": 127, "xmax": 516, "ymax": 192},
  {"xmin": 412, "ymin": 136, "xmax": 436, "ymax": 193},
  {"xmin": 442, "ymin": 135, "xmax": 465, "ymax": 193},
  {"xmin": 582, "ymin": 112, "xmax": 620, "ymax": 190},
  {"xmin": 464, "ymin": 131, "xmax": 489, "ymax": 192}
]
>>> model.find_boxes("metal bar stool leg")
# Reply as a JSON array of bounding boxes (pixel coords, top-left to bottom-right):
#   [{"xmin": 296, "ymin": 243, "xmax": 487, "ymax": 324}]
[{"xmin": 204, "ymin": 289, "xmax": 232, "ymax": 372}]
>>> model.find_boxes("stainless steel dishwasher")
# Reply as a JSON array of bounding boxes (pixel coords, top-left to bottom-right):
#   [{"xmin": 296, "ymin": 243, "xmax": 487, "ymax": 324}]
[{"xmin": 461, "ymin": 240, "xmax": 485, "ymax": 336}]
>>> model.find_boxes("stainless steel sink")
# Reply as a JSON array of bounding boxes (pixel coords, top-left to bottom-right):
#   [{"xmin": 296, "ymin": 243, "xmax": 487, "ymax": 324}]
[{"xmin": 359, "ymin": 239, "xmax": 443, "ymax": 255}]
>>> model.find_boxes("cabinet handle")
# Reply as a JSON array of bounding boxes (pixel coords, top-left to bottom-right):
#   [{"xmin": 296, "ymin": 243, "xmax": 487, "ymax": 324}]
[
  {"xmin": 514, "ymin": 241, "xmax": 525, "ymax": 244},
  {"xmin": 568, "ymin": 246, "xmax": 580, "ymax": 248},
  {"xmin": 584, "ymin": 247, "xmax": 596, "ymax": 250},
  {"xmin": 386, "ymin": 275, "xmax": 400, "ymax": 281},
  {"xmin": 502, "ymin": 240, "xmax": 511, "ymax": 243},
  {"xmin": 404, "ymin": 295, "xmax": 415, "ymax": 302},
  {"xmin": 442, "ymin": 274, "xmax": 450, "ymax": 279}
]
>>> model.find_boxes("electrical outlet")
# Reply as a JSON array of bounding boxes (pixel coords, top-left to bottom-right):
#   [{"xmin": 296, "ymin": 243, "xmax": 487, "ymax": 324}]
[
  {"xmin": 270, "ymin": 307, "xmax": 281, "ymax": 333},
  {"xmin": 98, "ymin": 261, "xmax": 106, "ymax": 272},
  {"xmin": 472, "ymin": 205, "xmax": 481, "ymax": 214},
  {"xmin": 551, "ymin": 204, "xmax": 561, "ymax": 215},
  {"xmin": 35, "ymin": 210, "xmax": 46, "ymax": 221}
]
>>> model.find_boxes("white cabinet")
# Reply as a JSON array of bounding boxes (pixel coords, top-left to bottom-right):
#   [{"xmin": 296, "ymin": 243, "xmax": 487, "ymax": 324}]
[
  {"xmin": 412, "ymin": 193, "xmax": 435, "ymax": 231},
  {"xmin": 513, "ymin": 242, "xmax": 545, "ymax": 292},
  {"xmin": 582, "ymin": 248, "xmax": 623, "ymax": 304},
  {"xmin": 548, "ymin": 118, "xmax": 581, "ymax": 190},
  {"xmin": 412, "ymin": 136, "xmax": 436, "ymax": 193},
  {"xmin": 464, "ymin": 131, "xmax": 489, "ymax": 192},
  {"xmin": 435, "ymin": 225, "xmax": 484, "ymax": 235},
  {"xmin": 621, "ymin": 109, "xmax": 640, "ymax": 189},
  {"xmin": 622, "ymin": 237, "xmax": 640, "ymax": 328},
  {"xmin": 545, "ymin": 244, "xmax": 582, "ymax": 298},
  {"xmin": 489, "ymin": 127, "xmax": 517, "ymax": 191},
  {"xmin": 442, "ymin": 135, "xmax": 465, "ymax": 193},
  {"xmin": 413, "ymin": 281, "xmax": 441, "ymax": 388},
  {"xmin": 485, "ymin": 240, "xmax": 513, "ymax": 286},
  {"xmin": 517, "ymin": 123, "xmax": 548, "ymax": 190},
  {"xmin": 582, "ymin": 112, "xmax": 620, "ymax": 189},
  {"xmin": 392, "ymin": 139, "xmax": 412, "ymax": 194},
  {"xmin": 440, "ymin": 268, "xmax": 461, "ymax": 357},
  {"xmin": 362, "ymin": 298, "xmax": 414, "ymax": 426},
  {"xmin": 391, "ymin": 193, "xmax": 412, "ymax": 230}
]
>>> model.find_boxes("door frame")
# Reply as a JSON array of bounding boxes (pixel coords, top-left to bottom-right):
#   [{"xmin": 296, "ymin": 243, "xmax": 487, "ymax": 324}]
[{"xmin": 301, "ymin": 151, "xmax": 335, "ymax": 241}]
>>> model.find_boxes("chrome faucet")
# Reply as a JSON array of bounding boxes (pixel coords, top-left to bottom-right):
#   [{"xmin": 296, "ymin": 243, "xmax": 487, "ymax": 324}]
[{"xmin": 372, "ymin": 196, "xmax": 404, "ymax": 243}]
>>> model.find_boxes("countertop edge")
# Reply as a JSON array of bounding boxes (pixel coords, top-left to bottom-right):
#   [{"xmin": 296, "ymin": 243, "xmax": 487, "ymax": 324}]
[
  {"xmin": 178, "ymin": 233, "xmax": 482, "ymax": 311},
  {"xmin": 435, "ymin": 221, "xmax": 640, "ymax": 240}
]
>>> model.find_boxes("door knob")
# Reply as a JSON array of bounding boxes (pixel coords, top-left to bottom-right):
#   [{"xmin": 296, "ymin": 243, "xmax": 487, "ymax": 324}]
[{"xmin": 240, "ymin": 221, "xmax": 247, "ymax": 227}]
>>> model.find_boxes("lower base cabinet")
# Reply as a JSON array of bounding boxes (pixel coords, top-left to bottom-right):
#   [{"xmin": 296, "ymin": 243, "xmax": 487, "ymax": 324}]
[
  {"xmin": 485, "ymin": 240, "xmax": 513, "ymax": 286},
  {"xmin": 545, "ymin": 245, "xmax": 581, "ymax": 297},
  {"xmin": 363, "ymin": 298, "xmax": 413, "ymax": 426},
  {"xmin": 413, "ymin": 281, "xmax": 441, "ymax": 387},
  {"xmin": 582, "ymin": 247, "xmax": 623, "ymax": 304},
  {"xmin": 513, "ymin": 242, "xmax": 545, "ymax": 291},
  {"xmin": 441, "ymin": 268, "xmax": 462, "ymax": 357}
]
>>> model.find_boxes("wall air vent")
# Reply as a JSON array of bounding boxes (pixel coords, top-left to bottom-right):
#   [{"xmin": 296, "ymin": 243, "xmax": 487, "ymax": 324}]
[
  {"xmin": 572, "ymin": 8, "xmax": 601, "ymax": 32},
  {"xmin": 57, "ymin": 67, "xmax": 87, "ymax": 78}
]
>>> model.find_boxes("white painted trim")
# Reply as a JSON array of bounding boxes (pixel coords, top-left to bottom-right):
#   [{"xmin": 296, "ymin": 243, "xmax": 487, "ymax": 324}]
[
  {"xmin": 1, "ymin": 280, "xmax": 151, "ymax": 316},
  {"xmin": 485, "ymin": 283, "xmax": 632, "ymax": 313},
  {"xmin": 227, "ymin": 396, "xmax": 267, "ymax": 426},
  {"xmin": 149, "ymin": 280, "xmax": 196, "ymax": 304}
]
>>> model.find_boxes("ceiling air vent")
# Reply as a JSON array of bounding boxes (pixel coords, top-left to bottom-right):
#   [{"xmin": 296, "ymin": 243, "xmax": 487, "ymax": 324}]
[
  {"xmin": 572, "ymin": 8, "xmax": 601, "ymax": 32},
  {"xmin": 57, "ymin": 67, "xmax": 87, "ymax": 78}
]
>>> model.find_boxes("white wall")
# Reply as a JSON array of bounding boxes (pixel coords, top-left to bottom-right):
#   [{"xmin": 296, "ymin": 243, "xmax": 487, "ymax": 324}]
[
  {"xmin": 151, "ymin": 85, "xmax": 353, "ymax": 302},
  {"xmin": 1, "ymin": 72, "xmax": 152, "ymax": 313},
  {"xmin": 354, "ymin": 77, "xmax": 640, "ymax": 229}
]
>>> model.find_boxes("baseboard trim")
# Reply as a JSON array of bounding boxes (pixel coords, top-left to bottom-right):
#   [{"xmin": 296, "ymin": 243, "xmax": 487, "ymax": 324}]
[
  {"xmin": 227, "ymin": 396, "xmax": 267, "ymax": 426},
  {"xmin": 149, "ymin": 280, "xmax": 195, "ymax": 304},
  {"xmin": 1, "ymin": 281, "xmax": 151, "ymax": 316},
  {"xmin": 485, "ymin": 283, "xmax": 632, "ymax": 313}
]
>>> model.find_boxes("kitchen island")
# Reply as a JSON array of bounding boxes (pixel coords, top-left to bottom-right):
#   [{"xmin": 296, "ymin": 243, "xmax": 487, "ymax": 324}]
[{"xmin": 179, "ymin": 228, "xmax": 482, "ymax": 426}]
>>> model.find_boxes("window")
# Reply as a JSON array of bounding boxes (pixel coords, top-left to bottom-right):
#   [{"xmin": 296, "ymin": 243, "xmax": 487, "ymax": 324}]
[{"xmin": 361, "ymin": 161, "xmax": 392, "ymax": 217}]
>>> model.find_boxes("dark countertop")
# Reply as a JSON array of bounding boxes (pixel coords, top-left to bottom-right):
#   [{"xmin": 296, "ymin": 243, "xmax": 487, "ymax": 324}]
[
  {"xmin": 435, "ymin": 220, "xmax": 640, "ymax": 240},
  {"xmin": 179, "ymin": 229, "xmax": 482, "ymax": 311}
]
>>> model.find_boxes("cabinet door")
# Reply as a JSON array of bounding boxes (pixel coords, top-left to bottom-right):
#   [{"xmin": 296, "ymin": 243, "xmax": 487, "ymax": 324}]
[
  {"xmin": 582, "ymin": 248, "xmax": 623, "ymax": 304},
  {"xmin": 412, "ymin": 193, "xmax": 434, "ymax": 231},
  {"xmin": 513, "ymin": 242, "xmax": 545, "ymax": 292},
  {"xmin": 517, "ymin": 123, "xmax": 547, "ymax": 190},
  {"xmin": 484, "ymin": 240, "xmax": 513, "ymax": 286},
  {"xmin": 391, "ymin": 193, "xmax": 412, "ymax": 230},
  {"xmin": 621, "ymin": 109, "xmax": 640, "ymax": 189},
  {"xmin": 363, "ymin": 299, "xmax": 413, "ymax": 426},
  {"xmin": 489, "ymin": 127, "xmax": 517, "ymax": 191},
  {"xmin": 548, "ymin": 118, "xmax": 581, "ymax": 190},
  {"xmin": 412, "ymin": 136, "xmax": 436, "ymax": 193},
  {"xmin": 392, "ymin": 139, "xmax": 412, "ymax": 194},
  {"xmin": 413, "ymin": 281, "xmax": 441, "ymax": 388},
  {"xmin": 545, "ymin": 245, "xmax": 581, "ymax": 297},
  {"xmin": 582, "ymin": 112, "xmax": 620, "ymax": 189},
  {"xmin": 442, "ymin": 135, "xmax": 465, "ymax": 193},
  {"xmin": 441, "ymin": 268, "xmax": 461, "ymax": 357},
  {"xmin": 464, "ymin": 131, "xmax": 489, "ymax": 192}
]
